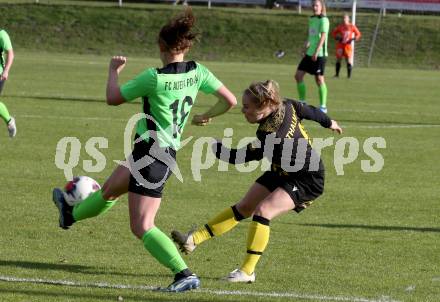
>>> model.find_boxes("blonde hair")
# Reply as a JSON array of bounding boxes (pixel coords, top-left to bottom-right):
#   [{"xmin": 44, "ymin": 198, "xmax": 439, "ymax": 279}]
[
  {"xmin": 244, "ymin": 80, "xmax": 282, "ymax": 109},
  {"xmin": 312, "ymin": 0, "xmax": 327, "ymax": 16}
]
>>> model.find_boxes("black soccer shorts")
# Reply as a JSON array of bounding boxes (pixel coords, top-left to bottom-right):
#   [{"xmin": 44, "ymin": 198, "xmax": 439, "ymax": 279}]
[
  {"xmin": 127, "ymin": 136, "xmax": 176, "ymax": 198},
  {"xmin": 256, "ymin": 169, "xmax": 325, "ymax": 213},
  {"xmin": 297, "ymin": 55, "xmax": 326, "ymax": 76},
  {"xmin": 0, "ymin": 80, "xmax": 5, "ymax": 95}
]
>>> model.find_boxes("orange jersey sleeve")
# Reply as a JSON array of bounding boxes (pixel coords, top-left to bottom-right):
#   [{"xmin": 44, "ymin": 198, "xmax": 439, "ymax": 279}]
[{"xmin": 352, "ymin": 24, "xmax": 361, "ymax": 41}]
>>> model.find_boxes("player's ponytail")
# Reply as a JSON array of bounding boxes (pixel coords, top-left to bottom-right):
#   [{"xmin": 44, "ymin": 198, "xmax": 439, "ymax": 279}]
[
  {"xmin": 321, "ymin": 0, "xmax": 327, "ymax": 16},
  {"xmin": 245, "ymin": 80, "xmax": 282, "ymax": 109},
  {"xmin": 158, "ymin": 8, "xmax": 199, "ymax": 54}
]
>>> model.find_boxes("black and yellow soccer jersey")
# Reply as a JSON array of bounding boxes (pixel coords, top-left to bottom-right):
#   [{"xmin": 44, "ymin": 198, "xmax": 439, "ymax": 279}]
[
  {"xmin": 121, "ymin": 61, "xmax": 222, "ymax": 149},
  {"xmin": 215, "ymin": 99, "xmax": 332, "ymax": 173}
]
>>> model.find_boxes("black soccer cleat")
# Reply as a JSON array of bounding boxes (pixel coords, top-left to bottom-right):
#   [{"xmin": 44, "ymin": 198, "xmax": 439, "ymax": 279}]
[{"xmin": 52, "ymin": 188, "xmax": 74, "ymax": 230}]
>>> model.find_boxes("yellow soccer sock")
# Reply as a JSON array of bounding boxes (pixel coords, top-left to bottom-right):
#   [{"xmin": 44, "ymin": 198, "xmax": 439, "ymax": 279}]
[
  {"xmin": 193, "ymin": 206, "xmax": 245, "ymax": 245},
  {"xmin": 241, "ymin": 215, "xmax": 270, "ymax": 276}
]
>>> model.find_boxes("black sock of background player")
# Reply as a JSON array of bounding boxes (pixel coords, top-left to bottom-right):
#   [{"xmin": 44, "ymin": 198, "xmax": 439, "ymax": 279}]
[
  {"xmin": 335, "ymin": 62, "xmax": 341, "ymax": 76},
  {"xmin": 347, "ymin": 63, "xmax": 352, "ymax": 78},
  {"xmin": 174, "ymin": 268, "xmax": 193, "ymax": 281}
]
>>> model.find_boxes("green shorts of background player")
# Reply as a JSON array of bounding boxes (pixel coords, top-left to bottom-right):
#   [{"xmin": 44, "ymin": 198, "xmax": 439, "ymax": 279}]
[
  {"xmin": 0, "ymin": 29, "xmax": 16, "ymax": 138},
  {"xmin": 294, "ymin": 0, "xmax": 329, "ymax": 113},
  {"xmin": 172, "ymin": 80, "xmax": 342, "ymax": 283},
  {"xmin": 51, "ymin": 8, "xmax": 237, "ymax": 292}
]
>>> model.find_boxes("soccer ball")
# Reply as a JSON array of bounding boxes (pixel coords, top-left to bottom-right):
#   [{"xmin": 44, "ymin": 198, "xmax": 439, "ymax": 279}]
[
  {"xmin": 274, "ymin": 49, "xmax": 285, "ymax": 58},
  {"xmin": 63, "ymin": 176, "xmax": 101, "ymax": 206}
]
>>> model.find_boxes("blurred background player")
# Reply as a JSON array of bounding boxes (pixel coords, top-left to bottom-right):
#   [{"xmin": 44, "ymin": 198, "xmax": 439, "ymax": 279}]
[
  {"xmin": 173, "ymin": 0, "xmax": 188, "ymax": 5},
  {"xmin": 294, "ymin": 0, "xmax": 329, "ymax": 113},
  {"xmin": 51, "ymin": 8, "xmax": 236, "ymax": 292},
  {"xmin": 172, "ymin": 80, "xmax": 342, "ymax": 283},
  {"xmin": 0, "ymin": 28, "xmax": 16, "ymax": 137},
  {"xmin": 332, "ymin": 14, "xmax": 361, "ymax": 78}
]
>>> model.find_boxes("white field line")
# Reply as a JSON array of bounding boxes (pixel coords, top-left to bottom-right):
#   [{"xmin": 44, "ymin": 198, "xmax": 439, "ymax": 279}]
[
  {"xmin": 17, "ymin": 58, "xmax": 291, "ymax": 75},
  {"xmin": 0, "ymin": 275, "xmax": 401, "ymax": 302},
  {"xmin": 8, "ymin": 94, "xmax": 440, "ymax": 118},
  {"xmin": 282, "ymin": 123, "xmax": 440, "ymax": 129},
  {"xmin": 19, "ymin": 58, "xmax": 107, "ymax": 66},
  {"xmin": 334, "ymin": 108, "xmax": 439, "ymax": 117},
  {"xmin": 347, "ymin": 124, "xmax": 440, "ymax": 129},
  {"xmin": 18, "ymin": 114, "xmax": 440, "ymax": 129}
]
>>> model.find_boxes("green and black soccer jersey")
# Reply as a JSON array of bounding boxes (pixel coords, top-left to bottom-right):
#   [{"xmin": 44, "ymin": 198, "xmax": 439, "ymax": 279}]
[
  {"xmin": 306, "ymin": 15, "xmax": 329, "ymax": 57},
  {"xmin": 121, "ymin": 61, "xmax": 222, "ymax": 149},
  {"xmin": 0, "ymin": 30, "xmax": 12, "ymax": 74}
]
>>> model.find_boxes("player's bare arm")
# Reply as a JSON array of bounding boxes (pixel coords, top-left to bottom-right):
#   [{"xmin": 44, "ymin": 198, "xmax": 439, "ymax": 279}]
[
  {"xmin": 106, "ymin": 56, "xmax": 127, "ymax": 106},
  {"xmin": 312, "ymin": 32, "xmax": 327, "ymax": 61},
  {"xmin": 330, "ymin": 120, "xmax": 343, "ymax": 134},
  {"xmin": 192, "ymin": 85, "xmax": 237, "ymax": 126},
  {"xmin": 0, "ymin": 49, "xmax": 14, "ymax": 81}
]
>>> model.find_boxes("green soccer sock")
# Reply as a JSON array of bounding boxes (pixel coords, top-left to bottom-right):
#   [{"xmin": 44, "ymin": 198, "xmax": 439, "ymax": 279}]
[
  {"xmin": 142, "ymin": 227, "xmax": 188, "ymax": 274},
  {"xmin": 0, "ymin": 102, "xmax": 11, "ymax": 124},
  {"xmin": 297, "ymin": 82, "xmax": 306, "ymax": 101},
  {"xmin": 318, "ymin": 83, "xmax": 328, "ymax": 108},
  {"xmin": 72, "ymin": 190, "xmax": 117, "ymax": 221}
]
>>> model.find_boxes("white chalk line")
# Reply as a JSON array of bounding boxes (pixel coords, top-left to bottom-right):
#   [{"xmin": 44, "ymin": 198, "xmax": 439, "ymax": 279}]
[
  {"xmin": 17, "ymin": 58, "xmax": 291, "ymax": 75},
  {"xmin": 0, "ymin": 275, "xmax": 401, "ymax": 302},
  {"xmin": 17, "ymin": 114, "xmax": 440, "ymax": 129},
  {"xmin": 19, "ymin": 57, "xmax": 110, "ymax": 66},
  {"xmin": 344, "ymin": 124, "xmax": 440, "ymax": 129},
  {"xmin": 334, "ymin": 108, "xmax": 439, "ymax": 118},
  {"xmin": 6, "ymin": 93, "xmax": 440, "ymax": 118}
]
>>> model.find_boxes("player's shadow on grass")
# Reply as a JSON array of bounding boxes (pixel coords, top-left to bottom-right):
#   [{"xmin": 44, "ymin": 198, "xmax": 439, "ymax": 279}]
[
  {"xmin": 299, "ymin": 223, "xmax": 440, "ymax": 233},
  {"xmin": 0, "ymin": 288, "xmax": 225, "ymax": 302},
  {"xmin": 0, "ymin": 260, "xmax": 229, "ymax": 283},
  {"xmin": 5, "ymin": 94, "xmax": 106, "ymax": 104},
  {"xmin": 0, "ymin": 260, "xmax": 167, "ymax": 279}
]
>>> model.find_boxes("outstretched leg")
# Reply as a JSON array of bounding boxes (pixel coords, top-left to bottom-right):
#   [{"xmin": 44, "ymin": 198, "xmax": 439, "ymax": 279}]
[
  {"xmin": 228, "ymin": 187, "xmax": 295, "ymax": 283},
  {"xmin": 73, "ymin": 164, "xmax": 129, "ymax": 220},
  {"xmin": 172, "ymin": 183, "xmax": 270, "ymax": 254},
  {"xmin": 52, "ymin": 164, "xmax": 129, "ymax": 229}
]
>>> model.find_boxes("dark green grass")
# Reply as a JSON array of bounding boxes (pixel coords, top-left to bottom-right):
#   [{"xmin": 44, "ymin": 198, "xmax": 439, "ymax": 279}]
[
  {"xmin": 0, "ymin": 1, "xmax": 440, "ymax": 68},
  {"xmin": 0, "ymin": 52, "xmax": 439, "ymax": 302}
]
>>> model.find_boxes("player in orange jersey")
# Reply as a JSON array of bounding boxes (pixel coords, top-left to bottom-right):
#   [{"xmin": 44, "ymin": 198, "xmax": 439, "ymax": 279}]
[{"xmin": 331, "ymin": 14, "xmax": 361, "ymax": 78}]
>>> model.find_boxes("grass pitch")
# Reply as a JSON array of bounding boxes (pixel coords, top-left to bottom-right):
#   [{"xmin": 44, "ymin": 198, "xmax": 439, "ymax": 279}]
[
  {"xmin": 0, "ymin": 51, "xmax": 439, "ymax": 302},
  {"xmin": 1, "ymin": 1, "xmax": 440, "ymax": 69}
]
